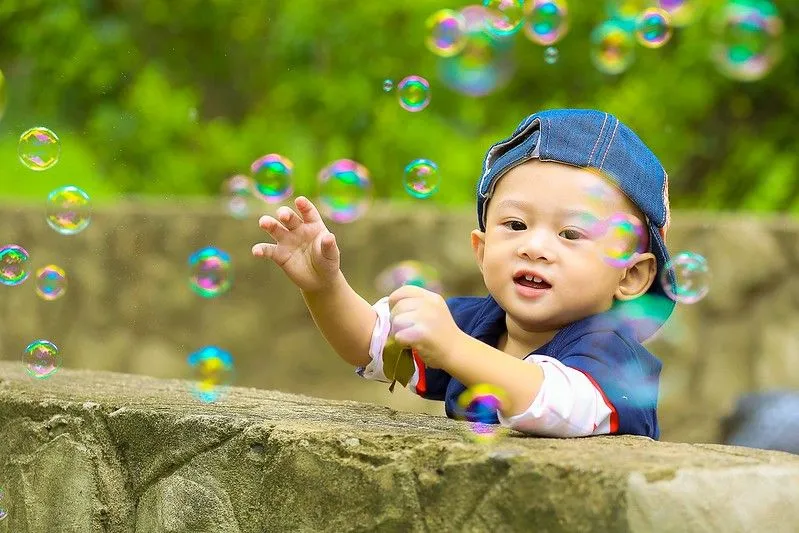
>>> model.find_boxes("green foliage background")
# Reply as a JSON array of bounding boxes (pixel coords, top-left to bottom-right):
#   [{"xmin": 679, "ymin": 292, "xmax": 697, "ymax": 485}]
[{"xmin": 0, "ymin": 0, "xmax": 796, "ymax": 212}]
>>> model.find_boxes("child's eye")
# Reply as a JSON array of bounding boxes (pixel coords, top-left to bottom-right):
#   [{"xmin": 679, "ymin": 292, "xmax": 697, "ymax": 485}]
[
  {"xmin": 503, "ymin": 220, "xmax": 527, "ymax": 231},
  {"xmin": 559, "ymin": 228, "xmax": 584, "ymax": 240}
]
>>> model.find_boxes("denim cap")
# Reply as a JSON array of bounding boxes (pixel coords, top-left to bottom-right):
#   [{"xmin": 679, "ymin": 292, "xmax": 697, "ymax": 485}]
[{"xmin": 476, "ymin": 109, "xmax": 676, "ymax": 341}]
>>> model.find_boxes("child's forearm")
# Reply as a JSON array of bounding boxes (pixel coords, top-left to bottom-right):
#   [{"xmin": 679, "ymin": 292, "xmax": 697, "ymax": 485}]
[{"xmin": 301, "ymin": 271, "xmax": 376, "ymax": 368}]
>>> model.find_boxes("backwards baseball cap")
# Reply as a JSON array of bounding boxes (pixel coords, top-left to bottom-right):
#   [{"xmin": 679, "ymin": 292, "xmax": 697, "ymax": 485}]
[{"xmin": 475, "ymin": 109, "xmax": 676, "ymax": 341}]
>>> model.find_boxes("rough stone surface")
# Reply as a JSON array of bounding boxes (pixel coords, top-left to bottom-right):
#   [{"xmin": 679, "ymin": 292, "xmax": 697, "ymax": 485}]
[
  {"xmin": 1, "ymin": 202, "xmax": 798, "ymax": 446},
  {"xmin": 1, "ymin": 363, "xmax": 799, "ymax": 532}
]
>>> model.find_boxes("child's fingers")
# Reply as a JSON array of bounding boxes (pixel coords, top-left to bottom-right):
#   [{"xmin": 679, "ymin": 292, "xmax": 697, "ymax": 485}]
[
  {"xmin": 251, "ymin": 242, "xmax": 277, "ymax": 259},
  {"xmin": 258, "ymin": 215, "xmax": 290, "ymax": 241},
  {"xmin": 276, "ymin": 206, "xmax": 303, "ymax": 231},
  {"xmin": 295, "ymin": 196, "xmax": 323, "ymax": 225},
  {"xmin": 320, "ymin": 232, "xmax": 339, "ymax": 261}
]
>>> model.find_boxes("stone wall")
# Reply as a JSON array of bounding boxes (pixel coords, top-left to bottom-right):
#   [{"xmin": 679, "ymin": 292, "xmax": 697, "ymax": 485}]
[
  {"xmin": 1, "ymin": 363, "xmax": 798, "ymax": 532},
  {"xmin": 1, "ymin": 200, "xmax": 798, "ymax": 444}
]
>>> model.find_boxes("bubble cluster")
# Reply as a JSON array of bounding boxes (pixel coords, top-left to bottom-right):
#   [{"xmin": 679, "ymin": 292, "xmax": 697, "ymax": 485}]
[
  {"xmin": 599, "ymin": 213, "xmax": 648, "ymax": 268},
  {"xmin": 18, "ymin": 127, "xmax": 61, "ymax": 171},
  {"xmin": 375, "ymin": 260, "xmax": 444, "ymax": 295},
  {"xmin": 425, "ymin": 9, "xmax": 467, "ymax": 57},
  {"xmin": 187, "ymin": 346, "xmax": 235, "ymax": 403},
  {"xmin": 251, "ymin": 154, "xmax": 294, "ymax": 203},
  {"xmin": 590, "ymin": 20, "xmax": 636, "ymax": 75},
  {"xmin": 23, "ymin": 340, "xmax": 61, "ymax": 379},
  {"xmin": 483, "ymin": 0, "xmax": 525, "ymax": 37},
  {"xmin": 403, "ymin": 159, "xmax": 440, "ymax": 199},
  {"xmin": 35, "ymin": 265, "xmax": 67, "ymax": 301},
  {"xmin": 46, "ymin": 186, "xmax": 92, "ymax": 235},
  {"xmin": 0, "ymin": 245, "xmax": 30, "ymax": 286},
  {"xmin": 544, "ymin": 46, "xmax": 559, "ymax": 64},
  {"xmin": 661, "ymin": 251, "xmax": 711, "ymax": 304},
  {"xmin": 383, "ymin": 79, "xmax": 394, "ymax": 92},
  {"xmin": 712, "ymin": 0, "xmax": 783, "ymax": 82},
  {"xmin": 317, "ymin": 159, "xmax": 373, "ymax": 223},
  {"xmin": 523, "ymin": 0, "xmax": 570, "ymax": 46},
  {"xmin": 636, "ymin": 7, "xmax": 673, "ymax": 48},
  {"xmin": 188, "ymin": 247, "xmax": 233, "ymax": 298},
  {"xmin": 456, "ymin": 384, "xmax": 508, "ymax": 442},
  {"xmin": 397, "ymin": 75, "xmax": 431, "ymax": 112}
]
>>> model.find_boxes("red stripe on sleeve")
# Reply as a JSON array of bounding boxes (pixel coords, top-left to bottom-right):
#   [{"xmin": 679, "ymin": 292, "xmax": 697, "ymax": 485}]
[
  {"xmin": 411, "ymin": 348, "xmax": 426, "ymax": 396},
  {"xmin": 572, "ymin": 368, "xmax": 619, "ymax": 433}
]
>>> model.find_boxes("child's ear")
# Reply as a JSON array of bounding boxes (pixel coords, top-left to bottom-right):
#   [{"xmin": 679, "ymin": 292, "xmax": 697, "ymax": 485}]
[
  {"xmin": 615, "ymin": 252, "xmax": 657, "ymax": 300},
  {"xmin": 470, "ymin": 229, "xmax": 486, "ymax": 274}
]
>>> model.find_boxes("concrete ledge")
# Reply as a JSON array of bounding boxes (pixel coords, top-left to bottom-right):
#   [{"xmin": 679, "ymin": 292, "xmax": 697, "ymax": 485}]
[{"xmin": 0, "ymin": 362, "xmax": 797, "ymax": 533}]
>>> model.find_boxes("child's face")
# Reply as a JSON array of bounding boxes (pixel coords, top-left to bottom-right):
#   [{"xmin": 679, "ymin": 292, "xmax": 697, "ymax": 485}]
[{"xmin": 471, "ymin": 160, "xmax": 657, "ymax": 332}]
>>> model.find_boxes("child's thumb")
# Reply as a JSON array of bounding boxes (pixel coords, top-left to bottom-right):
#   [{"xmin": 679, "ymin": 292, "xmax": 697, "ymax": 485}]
[{"xmin": 320, "ymin": 232, "xmax": 339, "ymax": 261}]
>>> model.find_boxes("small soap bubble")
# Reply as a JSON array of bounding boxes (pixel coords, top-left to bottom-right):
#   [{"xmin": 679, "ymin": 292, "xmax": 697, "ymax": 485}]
[
  {"xmin": 317, "ymin": 159, "xmax": 373, "ymax": 223},
  {"xmin": 599, "ymin": 213, "xmax": 648, "ymax": 268},
  {"xmin": 590, "ymin": 20, "xmax": 636, "ymax": 75},
  {"xmin": 188, "ymin": 247, "xmax": 233, "ymax": 298},
  {"xmin": 383, "ymin": 79, "xmax": 394, "ymax": 92},
  {"xmin": 636, "ymin": 7, "xmax": 673, "ymax": 48},
  {"xmin": 46, "ymin": 186, "xmax": 92, "ymax": 235},
  {"xmin": 0, "ymin": 245, "xmax": 30, "ymax": 286},
  {"xmin": 403, "ymin": 159, "xmax": 440, "ymax": 199},
  {"xmin": 456, "ymin": 384, "xmax": 508, "ymax": 442},
  {"xmin": 661, "ymin": 251, "xmax": 711, "ymax": 304},
  {"xmin": 658, "ymin": 0, "xmax": 698, "ymax": 27},
  {"xmin": 18, "ymin": 127, "xmax": 61, "ymax": 171},
  {"xmin": 712, "ymin": 0, "xmax": 783, "ymax": 82},
  {"xmin": 544, "ymin": 46, "xmax": 560, "ymax": 64},
  {"xmin": 397, "ymin": 75, "xmax": 431, "ymax": 112},
  {"xmin": 23, "ymin": 339, "xmax": 61, "ymax": 379},
  {"xmin": 483, "ymin": 0, "xmax": 525, "ymax": 36},
  {"xmin": 425, "ymin": 9, "xmax": 468, "ymax": 57},
  {"xmin": 35, "ymin": 265, "xmax": 67, "ymax": 301},
  {"xmin": 187, "ymin": 346, "xmax": 235, "ymax": 403},
  {"xmin": 224, "ymin": 174, "xmax": 252, "ymax": 196},
  {"xmin": 251, "ymin": 154, "xmax": 294, "ymax": 203},
  {"xmin": 523, "ymin": 0, "xmax": 570, "ymax": 46},
  {"xmin": 221, "ymin": 174, "xmax": 255, "ymax": 219},
  {"xmin": 375, "ymin": 260, "xmax": 444, "ymax": 295}
]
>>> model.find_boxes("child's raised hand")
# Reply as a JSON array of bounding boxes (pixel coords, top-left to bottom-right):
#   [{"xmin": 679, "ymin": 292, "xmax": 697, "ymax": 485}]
[{"xmin": 252, "ymin": 196, "xmax": 341, "ymax": 293}]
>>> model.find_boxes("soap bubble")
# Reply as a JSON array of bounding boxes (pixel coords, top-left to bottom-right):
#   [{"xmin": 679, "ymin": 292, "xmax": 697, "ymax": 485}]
[
  {"xmin": 187, "ymin": 346, "xmax": 235, "ymax": 403},
  {"xmin": 375, "ymin": 260, "xmax": 444, "ymax": 295},
  {"xmin": 251, "ymin": 154, "xmax": 294, "ymax": 203},
  {"xmin": 456, "ymin": 384, "xmax": 508, "ymax": 442},
  {"xmin": 483, "ymin": 0, "xmax": 525, "ymax": 37},
  {"xmin": 35, "ymin": 265, "xmax": 67, "ymax": 301},
  {"xmin": 397, "ymin": 75, "xmax": 431, "ymax": 112},
  {"xmin": 403, "ymin": 159, "xmax": 440, "ymax": 199},
  {"xmin": 523, "ymin": 0, "xmax": 570, "ymax": 46},
  {"xmin": 661, "ymin": 251, "xmax": 711, "ymax": 304},
  {"xmin": 46, "ymin": 186, "xmax": 92, "ymax": 235},
  {"xmin": 658, "ymin": 0, "xmax": 698, "ymax": 27},
  {"xmin": 636, "ymin": 7, "xmax": 673, "ymax": 48},
  {"xmin": 23, "ymin": 339, "xmax": 61, "ymax": 379},
  {"xmin": 317, "ymin": 159, "xmax": 373, "ymax": 224},
  {"xmin": 18, "ymin": 127, "xmax": 61, "ymax": 171},
  {"xmin": 0, "ymin": 245, "xmax": 30, "ymax": 286},
  {"xmin": 383, "ymin": 79, "xmax": 394, "ymax": 92},
  {"xmin": 544, "ymin": 46, "xmax": 559, "ymax": 64},
  {"xmin": 606, "ymin": 0, "xmax": 651, "ymax": 22},
  {"xmin": 188, "ymin": 247, "xmax": 233, "ymax": 298},
  {"xmin": 590, "ymin": 20, "xmax": 636, "ymax": 75},
  {"xmin": 711, "ymin": 0, "xmax": 783, "ymax": 82},
  {"xmin": 598, "ymin": 213, "xmax": 648, "ymax": 268},
  {"xmin": 425, "ymin": 9, "xmax": 468, "ymax": 57},
  {"xmin": 222, "ymin": 174, "xmax": 255, "ymax": 219}
]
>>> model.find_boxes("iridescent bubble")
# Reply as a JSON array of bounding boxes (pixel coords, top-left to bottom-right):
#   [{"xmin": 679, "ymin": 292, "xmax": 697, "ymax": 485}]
[
  {"xmin": 544, "ymin": 46, "xmax": 559, "ymax": 64},
  {"xmin": 22, "ymin": 340, "xmax": 61, "ymax": 379},
  {"xmin": 221, "ymin": 174, "xmax": 255, "ymax": 219},
  {"xmin": 187, "ymin": 346, "xmax": 235, "ymax": 403},
  {"xmin": 18, "ymin": 127, "xmax": 61, "ymax": 171},
  {"xmin": 397, "ymin": 75, "xmax": 431, "ymax": 112},
  {"xmin": 375, "ymin": 260, "xmax": 444, "ymax": 295},
  {"xmin": 35, "ymin": 265, "xmax": 67, "ymax": 301},
  {"xmin": 456, "ymin": 384, "xmax": 508, "ymax": 442},
  {"xmin": 439, "ymin": 5, "xmax": 516, "ymax": 97},
  {"xmin": 317, "ymin": 159, "xmax": 373, "ymax": 223},
  {"xmin": 606, "ymin": 0, "xmax": 652, "ymax": 22},
  {"xmin": 661, "ymin": 251, "xmax": 711, "ymax": 304},
  {"xmin": 483, "ymin": 0, "xmax": 525, "ymax": 36},
  {"xmin": 523, "ymin": 0, "xmax": 570, "ymax": 46},
  {"xmin": 425, "ymin": 9, "xmax": 468, "ymax": 57},
  {"xmin": 188, "ymin": 247, "xmax": 233, "ymax": 298},
  {"xmin": 251, "ymin": 154, "xmax": 294, "ymax": 203},
  {"xmin": 403, "ymin": 159, "xmax": 440, "ymax": 199},
  {"xmin": 46, "ymin": 186, "xmax": 92, "ymax": 236},
  {"xmin": 383, "ymin": 79, "xmax": 394, "ymax": 92},
  {"xmin": 0, "ymin": 245, "xmax": 30, "ymax": 286},
  {"xmin": 712, "ymin": 0, "xmax": 783, "ymax": 82},
  {"xmin": 590, "ymin": 20, "xmax": 636, "ymax": 75},
  {"xmin": 597, "ymin": 213, "xmax": 648, "ymax": 268},
  {"xmin": 636, "ymin": 7, "xmax": 673, "ymax": 48}
]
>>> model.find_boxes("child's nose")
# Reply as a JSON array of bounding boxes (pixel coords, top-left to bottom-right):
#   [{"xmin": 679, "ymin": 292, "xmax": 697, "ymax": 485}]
[{"xmin": 516, "ymin": 229, "xmax": 556, "ymax": 261}]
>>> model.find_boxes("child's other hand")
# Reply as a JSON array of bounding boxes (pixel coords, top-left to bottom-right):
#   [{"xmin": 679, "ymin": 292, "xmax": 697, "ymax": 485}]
[
  {"xmin": 252, "ymin": 196, "xmax": 341, "ymax": 293},
  {"xmin": 388, "ymin": 285, "xmax": 461, "ymax": 369}
]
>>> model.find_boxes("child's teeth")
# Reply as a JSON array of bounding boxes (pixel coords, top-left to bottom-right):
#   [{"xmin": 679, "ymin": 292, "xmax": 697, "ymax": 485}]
[
  {"xmin": 524, "ymin": 274, "xmax": 533, "ymax": 281},
  {"xmin": 533, "ymin": 276, "xmax": 543, "ymax": 283}
]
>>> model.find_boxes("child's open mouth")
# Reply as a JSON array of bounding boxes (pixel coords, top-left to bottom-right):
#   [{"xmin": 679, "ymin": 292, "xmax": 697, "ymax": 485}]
[{"xmin": 513, "ymin": 274, "xmax": 552, "ymax": 290}]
